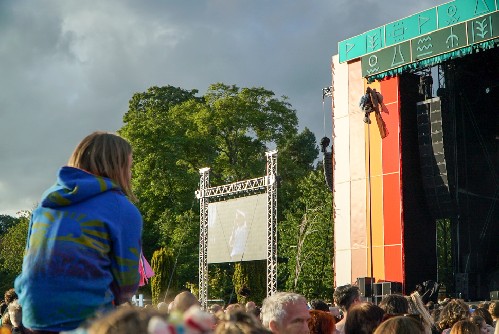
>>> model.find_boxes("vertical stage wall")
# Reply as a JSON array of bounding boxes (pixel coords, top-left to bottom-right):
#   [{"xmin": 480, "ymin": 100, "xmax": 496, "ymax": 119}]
[
  {"xmin": 332, "ymin": 55, "xmax": 437, "ymax": 291},
  {"xmin": 332, "ymin": 55, "xmax": 404, "ymax": 288}
]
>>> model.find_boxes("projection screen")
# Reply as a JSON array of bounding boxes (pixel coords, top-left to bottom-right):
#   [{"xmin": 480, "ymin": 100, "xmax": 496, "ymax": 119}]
[{"xmin": 207, "ymin": 193, "xmax": 267, "ymax": 263}]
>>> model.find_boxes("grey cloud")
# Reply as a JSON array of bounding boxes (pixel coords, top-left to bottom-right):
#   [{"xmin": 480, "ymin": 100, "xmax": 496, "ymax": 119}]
[{"xmin": 0, "ymin": 0, "xmax": 448, "ymax": 215}]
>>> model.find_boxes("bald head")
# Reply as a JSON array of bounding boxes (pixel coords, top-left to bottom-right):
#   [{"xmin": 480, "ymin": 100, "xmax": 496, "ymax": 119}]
[{"xmin": 172, "ymin": 291, "xmax": 199, "ymax": 313}]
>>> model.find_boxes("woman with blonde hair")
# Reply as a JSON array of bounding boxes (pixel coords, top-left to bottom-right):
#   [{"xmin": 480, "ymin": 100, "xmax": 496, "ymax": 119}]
[{"xmin": 15, "ymin": 131, "xmax": 143, "ymax": 333}]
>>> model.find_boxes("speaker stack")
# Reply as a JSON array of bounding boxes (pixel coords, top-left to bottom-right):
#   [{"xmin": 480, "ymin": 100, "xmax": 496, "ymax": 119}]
[{"xmin": 416, "ymin": 97, "xmax": 455, "ymax": 219}]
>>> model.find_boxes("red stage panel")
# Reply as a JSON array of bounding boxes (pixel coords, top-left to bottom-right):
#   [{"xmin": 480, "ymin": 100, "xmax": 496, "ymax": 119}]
[
  {"xmin": 381, "ymin": 102, "xmax": 399, "ymax": 174},
  {"xmin": 384, "ymin": 245, "xmax": 403, "ymax": 283},
  {"xmin": 379, "ymin": 77, "xmax": 399, "ymax": 104},
  {"xmin": 383, "ymin": 173, "xmax": 402, "ymax": 245}
]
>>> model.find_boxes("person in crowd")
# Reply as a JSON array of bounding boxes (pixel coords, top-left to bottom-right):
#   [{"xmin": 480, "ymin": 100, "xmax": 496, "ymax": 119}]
[
  {"xmin": 226, "ymin": 304, "xmax": 244, "ymax": 313},
  {"xmin": 245, "ymin": 302, "xmax": 261, "ymax": 321},
  {"xmin": 216, "ymin": 309, "xmax": 271, "ymax": 334},
  {"xmin": 8, "ymin": 300, "xmax": 24, "ymax": 334},
  {"xmin": 406, "ymin": 291, "xmax": 435, "ymax": 334},
  {"xmin": 172, "ymin": 291, "xmax": 200, "ymax": 313},
  {"xmin": 0, "ymin": 288, "xmax": 18, "ymax": 328},
  {"xmin": 437, "ymin": 299, "xmax": 471, "ymax": 334},
  {"xmin": 261, "ymin": 292, "xmax": 310, "ymax": 334},
  {"xmin": 310, "ymin": 299, "xmax": 330, "ymax": 312},
  {"xmin": 87, "ymin": 306, "xmax": 166, "ymax": 334},
  {"xmin": 246, "ymin": 301, "xmax": 257, "ymax": 313},
  {"xmin": 470, "ymin": 314, "xmax": 491, "ymax": 334},
  {"xmin": 489, "ymin": 302, "xmax": 499, "ymax": 327},
  {"xmin": 473, "ymin": 308, "xmax": 495, "ymax": 333},
  {"xmin": 333, "ymin": 285, "xmax": 361, "ymax": 334},
  {"xmin": 308, "ymin": 309, "xmax": 336, "ymax": 334},
  {"xmin": 373, "ymin": 315, "xmax": 425, "ymax": 334},
  {"xmin": 3, "ymin": 289, "xmax": 17, "ymax": 306},
  {"xmin": 450, "ymin": 319, "xmax": 480, "ymax": 334},
  {"xmin": 14, "ymin": 131, "xmax": 143, "ymax": 333},
  {"xmin": 379, "ymin": 294, "xmax": 409, "ymax": 318},
  {"xmin": 156, "ymin": 302, "xmax": 169, "ymax": 313},
  {"xmin": 210, "ymin": 304, "xmax": 223, "ymax": 315},
  {"xmin": 1, "ymin": 313, "xmax": 12, "ymax": 333},
  {"xmin": 344, "ymin": 302, "xmax": 384, "ymax": 334},
  {"xmin": 329, "ymin": 306, "xmax": 342, "ymax": 323}
]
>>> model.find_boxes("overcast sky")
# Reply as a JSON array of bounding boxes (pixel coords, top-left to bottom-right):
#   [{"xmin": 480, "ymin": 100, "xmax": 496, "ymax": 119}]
[{"xmin": 0, "ymin": 0, "xmax": 447, "ymax": 216}]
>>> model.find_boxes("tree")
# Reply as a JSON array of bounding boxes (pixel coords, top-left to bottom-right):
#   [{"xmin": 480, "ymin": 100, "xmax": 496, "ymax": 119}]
[
  {"xmin": 278, "ymin": 168, "xmax": 333, "ymax": 300},
  {"xmin": 0, "ymin": 212, "xmax": 29, "ymax": 292},
  {"xmin": 150, "ymin": 247, "xmax": 177, "ymax": 305},
  {"xmin": 119, "ymin": 83, "xmax": 302, "ymax": 298},
  {"xmin": 0, "ymin": 215, "xmax": 18, "ymax": 236}
]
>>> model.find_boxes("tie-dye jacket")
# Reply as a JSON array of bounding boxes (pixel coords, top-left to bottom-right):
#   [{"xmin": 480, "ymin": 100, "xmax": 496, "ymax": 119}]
[{"xmin": 14, "ymin": 166, "xmax": 142, "ymax": 331}]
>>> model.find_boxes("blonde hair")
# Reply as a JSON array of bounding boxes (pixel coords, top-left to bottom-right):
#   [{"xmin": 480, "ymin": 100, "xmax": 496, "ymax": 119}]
[{"xmin": 68, "ymin": 131, "xmax": 136, "ymax": 201}]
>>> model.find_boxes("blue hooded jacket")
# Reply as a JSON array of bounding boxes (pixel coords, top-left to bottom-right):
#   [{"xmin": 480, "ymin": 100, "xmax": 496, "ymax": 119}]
[{"xmin": 14, "ymin": 166, "xmax": 142, "ymax": 331}]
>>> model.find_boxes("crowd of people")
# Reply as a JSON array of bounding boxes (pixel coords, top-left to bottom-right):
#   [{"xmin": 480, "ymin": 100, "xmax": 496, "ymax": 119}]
[
  {"xmin": 2, "ymin": 131, "xmax": 499, "ymax": 333},
  {"xmin": 1, "ymin": 285, "xmax": 499, "ymax": 334}
]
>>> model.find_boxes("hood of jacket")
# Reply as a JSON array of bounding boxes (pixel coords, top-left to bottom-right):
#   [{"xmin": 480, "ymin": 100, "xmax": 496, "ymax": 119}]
[{"xmin": 41, "ymin": 166, "xmax": 121, "ymax": 208}]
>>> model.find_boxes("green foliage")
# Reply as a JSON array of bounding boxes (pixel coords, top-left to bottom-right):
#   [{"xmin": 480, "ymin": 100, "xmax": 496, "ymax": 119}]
[
  {"xmin": 150, "ymin": 247, "xmax": 176, "ymax": 305},
  {"xmin": 278, "ymin": 168, "xmax": 333, "ymax": 300},
  {"xmin": 0, "ymin": 214, "xmax": 29, "ymax": 292},
  {"xmin": 208, "ymin": 264, "xmax": 234, "ymax": 305},
  {"xmin": 0, "ymin": 215, "xmax": 18, "ymax": 236},
  {"xmin": 119, "ymin": 83, "xmax": 304, "ymax": 296},
  {"xmin": 436, "ymin": 218, "xmax": 453, "ymax": 292},
  {"xmin": 232, "ymin": 261, "xmax": 267, "ymax": 305}
]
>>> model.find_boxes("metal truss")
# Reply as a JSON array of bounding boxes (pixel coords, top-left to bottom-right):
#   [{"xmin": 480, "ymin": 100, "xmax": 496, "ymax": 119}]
[
  {"xmin": 198, "ymin": 167, "xmax": 210, "ymax": 310},
  {"xmin": 266, "ymin": 150, "xmax": 278, "ymax": 297},
  {"xmin": 196, "ymin": 151, "xmax": 278, "ymax": 310}
]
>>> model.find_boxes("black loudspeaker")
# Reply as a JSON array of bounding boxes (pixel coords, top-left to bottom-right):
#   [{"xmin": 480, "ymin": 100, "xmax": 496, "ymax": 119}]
[
  {"xmin": 382, "ymin": 282, "xmax": 403, "ymax": 295},
  {"xmin": 416, "ymin": 97, "xmax": 455, "ymax": 219},
  {"xmin": 490, "ymin": 291, "xmax": 499, "ymax": 300},
  {"xmin": 373, "ymin": 283, "xmax": 383, "ymax": 296},
  {"xmin": 357, "ymin": 277, "xmax": 374, "ymax": 297}
]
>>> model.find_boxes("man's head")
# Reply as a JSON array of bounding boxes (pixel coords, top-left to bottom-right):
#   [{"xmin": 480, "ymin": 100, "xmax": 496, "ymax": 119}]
[
  {"xmin": 246, "ymin": 301, "xmax": 257, "ymax": 312},
  {"xmin": 333, "ymin": 284, "xmax": 361, "ymax": 313},
  {"xmin": 261, "ymin": 292, "xmax": 310, "ymax": 334},
  {"xmin": 172, "ymin": 291, "xmax": 199, "ymax": 313}
]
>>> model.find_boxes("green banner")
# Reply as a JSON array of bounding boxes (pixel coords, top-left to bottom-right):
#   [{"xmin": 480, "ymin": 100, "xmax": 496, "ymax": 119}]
[
  {"xmin": 339, "ymin": 0, "xmax": 499, "ymax": 63},
  {"xmin": 361, "ymin": 10, "xmax": 499, "ymax": 77}
]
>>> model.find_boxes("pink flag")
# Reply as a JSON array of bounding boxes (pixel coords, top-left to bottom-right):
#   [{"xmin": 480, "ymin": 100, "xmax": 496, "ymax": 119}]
[{"xmin": 139, "ymin": 253, "xmax": 155, "ymax": 286}]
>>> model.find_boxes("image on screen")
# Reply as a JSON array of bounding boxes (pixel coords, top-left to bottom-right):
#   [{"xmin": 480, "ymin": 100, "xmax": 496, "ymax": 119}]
[{"xmin": 207, "ymin": 193, "xmax": 267, "ymax": 263}]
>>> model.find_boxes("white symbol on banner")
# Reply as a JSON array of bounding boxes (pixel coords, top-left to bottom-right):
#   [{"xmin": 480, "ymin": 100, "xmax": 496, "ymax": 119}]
[
  {"xmin": 367, "ymin": 55, "xmax": 379, "ymax": 74},
  {"xmin": 416, "ymin": 36, "xmax": 433, "ymax": 58},
  {"xmin": 391, "ymin": 45, "xmax": 405, "ymax": 66},
  {"xmin": 446, "ymin": 27, "xmax": 459, "ymax": 48},
  {"xmin": 473, "ymin": 17, "xmax": 491, "ymax": 40}
]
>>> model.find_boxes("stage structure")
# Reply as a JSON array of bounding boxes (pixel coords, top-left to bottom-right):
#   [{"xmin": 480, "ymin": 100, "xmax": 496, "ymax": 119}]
[
  {"xmin": 332, "ymin": 0, "xmax": 499, "ymax": 300},
  {"xmin": 195, "ymin": 150, "xmax": 278, "ymax": 309}
]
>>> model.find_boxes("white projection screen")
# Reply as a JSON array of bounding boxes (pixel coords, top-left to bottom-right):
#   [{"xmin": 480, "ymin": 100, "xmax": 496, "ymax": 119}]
[{"xmin": 207, "ymin": 193, "xmax": 267, "ymax": 263}]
